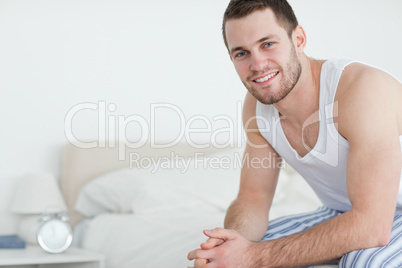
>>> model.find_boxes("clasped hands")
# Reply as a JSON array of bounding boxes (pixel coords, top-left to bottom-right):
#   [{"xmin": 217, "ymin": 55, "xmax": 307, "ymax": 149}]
[{"xmin": 187, "ymin": 228, "xmax": 257, "ymax": 268}]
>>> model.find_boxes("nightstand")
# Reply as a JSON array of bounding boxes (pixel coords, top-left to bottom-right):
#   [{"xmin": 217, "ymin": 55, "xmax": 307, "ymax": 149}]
[{"xmin": 0, "ymin": 246, "xmax": 104, "ymax": 268}]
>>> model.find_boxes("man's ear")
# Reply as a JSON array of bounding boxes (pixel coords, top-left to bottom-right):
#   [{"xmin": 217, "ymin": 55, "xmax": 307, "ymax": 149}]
[
  {"xmin": 293, "ymin": 25, "xmax": 307, "ymax": 54},
  {"xmin": 229, "ymin": 52, "xmax": 233, "ymax": 61}
]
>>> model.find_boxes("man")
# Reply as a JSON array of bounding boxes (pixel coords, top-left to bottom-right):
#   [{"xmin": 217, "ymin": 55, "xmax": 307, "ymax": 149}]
[{"xmin": 187, "ymin": 0, "xmax": 402, "ymax": 267}]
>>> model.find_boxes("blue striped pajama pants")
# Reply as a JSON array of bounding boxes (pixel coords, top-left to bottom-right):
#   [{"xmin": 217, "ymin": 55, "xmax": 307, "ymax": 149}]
[{"xmin": 261, "ymin": 207, "xmax": 402, "ymax": 267}]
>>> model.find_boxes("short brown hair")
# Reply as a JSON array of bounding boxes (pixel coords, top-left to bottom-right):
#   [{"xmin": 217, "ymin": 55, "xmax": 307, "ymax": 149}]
[{"xmin": 222, "ymin": 0, "xmax": 299, "ymax": 49}]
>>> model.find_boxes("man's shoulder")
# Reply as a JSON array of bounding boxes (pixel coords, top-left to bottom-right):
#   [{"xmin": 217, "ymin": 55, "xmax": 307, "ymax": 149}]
[
  {"xmin": 341, "ymin": 62, "xmax": 390, "ymax": 85},
  {"xmin": 336, "ymin": 61, "xmax": 402, "ymax": 141},
  {"xmin": 336, "ymin": 62, "xmax": 401, "ymax": 102}
]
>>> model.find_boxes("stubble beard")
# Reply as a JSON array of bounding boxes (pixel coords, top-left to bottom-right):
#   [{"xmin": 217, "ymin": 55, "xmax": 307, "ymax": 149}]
[{"xmin": 243, "ymin": 47, "xmax": 302, "ymax": 105}]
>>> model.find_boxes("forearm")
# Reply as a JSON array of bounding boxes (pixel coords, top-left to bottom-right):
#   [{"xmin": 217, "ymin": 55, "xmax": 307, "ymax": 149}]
[
  {"xmin": 224, "ymin": 197, "xmax": 270, "ymax": 242},
  {"xmin": 252, "ymin": 210, "xmax": 388, "ymax": 267}
]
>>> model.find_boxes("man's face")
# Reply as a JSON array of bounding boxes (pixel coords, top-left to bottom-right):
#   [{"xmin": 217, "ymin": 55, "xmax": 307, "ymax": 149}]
[{"xmin": 225, "ymin": 9, "xmax": 302, "ymax": 105}]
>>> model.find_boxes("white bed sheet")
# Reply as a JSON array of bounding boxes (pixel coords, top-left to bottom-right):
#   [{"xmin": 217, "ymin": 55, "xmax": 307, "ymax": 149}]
[{"xmin": 80, "ymin": 209, "xmax": 226, "ymax": 268}]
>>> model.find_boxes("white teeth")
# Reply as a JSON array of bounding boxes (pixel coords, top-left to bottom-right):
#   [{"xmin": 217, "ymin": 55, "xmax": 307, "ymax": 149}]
[{"xmin": 255, "ymin": 72, "xmax": 278, "ymax": 83}]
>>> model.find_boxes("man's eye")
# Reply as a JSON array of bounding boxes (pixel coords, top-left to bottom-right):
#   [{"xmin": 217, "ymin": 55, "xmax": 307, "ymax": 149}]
[
  {"xmin": 235, "ymin": 51, "xmax": 248, "ymax": 58},
  {"xmin": 264, "ymin": 42, "xmax": 274, "ymax": 48}
]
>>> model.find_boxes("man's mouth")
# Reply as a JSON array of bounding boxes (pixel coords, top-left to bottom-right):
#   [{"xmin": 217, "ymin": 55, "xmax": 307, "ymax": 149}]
[{"xmin": 253, "ymin": 71, "xmax": 279, "ymax": 83}]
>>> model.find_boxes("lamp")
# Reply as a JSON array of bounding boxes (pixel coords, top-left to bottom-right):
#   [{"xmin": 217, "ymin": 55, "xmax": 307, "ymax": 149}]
[{"xmin": 11, "ymin": 173, "xmax": 67, "ymax": 244}]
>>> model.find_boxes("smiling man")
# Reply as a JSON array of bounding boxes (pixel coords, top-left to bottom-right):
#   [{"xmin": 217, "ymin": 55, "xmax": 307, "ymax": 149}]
[{"xmin": 187, "ymin": 0, "xmax": 402, "ymax": 267}]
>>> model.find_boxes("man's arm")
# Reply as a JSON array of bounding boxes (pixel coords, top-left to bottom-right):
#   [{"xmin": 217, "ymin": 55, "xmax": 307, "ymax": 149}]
[
  {"xmin": 224, "ymin": 92, "xmax": 282, "ymax": 241},
  {"xmin": 188, "ymin": 92, "xmax": 282, "ymax": 261}
]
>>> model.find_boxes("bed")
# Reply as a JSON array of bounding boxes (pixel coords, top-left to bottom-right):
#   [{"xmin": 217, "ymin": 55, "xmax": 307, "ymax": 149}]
[{"xmin": 60, "ymin": 142, "xmax": 331, "ymax": 268}]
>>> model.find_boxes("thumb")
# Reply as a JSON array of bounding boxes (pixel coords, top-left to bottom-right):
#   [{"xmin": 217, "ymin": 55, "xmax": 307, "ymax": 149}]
[{"xmin": 203, "ymin": 228, "xmax": 237, "ymax": 240}]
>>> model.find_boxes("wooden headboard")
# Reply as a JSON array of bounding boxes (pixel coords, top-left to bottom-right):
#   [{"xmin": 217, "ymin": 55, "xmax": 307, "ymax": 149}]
[{"xmin": 60, "ymin": 142, "xmax": 228, "ymax": 226}]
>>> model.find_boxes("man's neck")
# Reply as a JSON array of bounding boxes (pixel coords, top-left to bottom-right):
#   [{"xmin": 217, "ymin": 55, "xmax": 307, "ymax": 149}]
[{"xmin": 274, "ymin": 55, "xmax": 324, "ymax": 127}]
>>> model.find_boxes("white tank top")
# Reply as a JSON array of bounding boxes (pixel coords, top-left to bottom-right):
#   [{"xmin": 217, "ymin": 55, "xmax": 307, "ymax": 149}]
[{"xmin": 256, "ymin": 58, "xmax": 402, "ymax": 214}]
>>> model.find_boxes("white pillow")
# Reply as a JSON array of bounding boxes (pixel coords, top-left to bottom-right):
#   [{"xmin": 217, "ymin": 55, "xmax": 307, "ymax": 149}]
[
  {"xmin": 74, "ymin": 148, "xmax": 243, "ymax": 217},
  {"xmin": 130, "ymin": 159, "xmax": 241, "ymax": 214},
  {"xmin": 74, "ymin": 146, "xmax": 292, "ymax": 217},
  {"xmin": 74, "ymin": 168, "xmax": 154, "ymax": 217}
]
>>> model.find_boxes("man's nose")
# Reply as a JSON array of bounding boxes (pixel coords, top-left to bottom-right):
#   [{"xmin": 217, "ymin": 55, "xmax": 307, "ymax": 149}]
[{"xmin": 250, "ymin": 52, "xmax": 268, "ymax": 72}]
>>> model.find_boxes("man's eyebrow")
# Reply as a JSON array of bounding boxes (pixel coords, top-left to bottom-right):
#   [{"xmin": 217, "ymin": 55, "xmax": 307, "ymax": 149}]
[
  {"xmin": 229, "ymin": 35, "xmax": 280, "ymax": 55},
  {"xmin": 230, "ymin": 46, "xmax": 246, "ymax": 55},
  {"xmin": 257, "ymin": 34, "xmax": 280, "ymax": 44}
]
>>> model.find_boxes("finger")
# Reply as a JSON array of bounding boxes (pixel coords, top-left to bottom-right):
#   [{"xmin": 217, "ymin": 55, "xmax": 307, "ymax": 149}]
[
  {"xmin": 194, "ymin": 258, "xmax": 208, "ymax": 268},
  {"xmin": 200, "ymin": 238, "xmax": 223, "ymax": 249},
  {"xmin": 200, "ymin": 238, "xmax": 224, "ymax": 250},
  {"xmin": 187, "ymin": 249, "xmax": 197, "ymax": 260},
  {"xmin": 187, "ymin": 249, "xmax": 211, "ymax": 260},
  {"xmin": 203, "ymin": 228, "xmax": 237, "ymax": 240}
]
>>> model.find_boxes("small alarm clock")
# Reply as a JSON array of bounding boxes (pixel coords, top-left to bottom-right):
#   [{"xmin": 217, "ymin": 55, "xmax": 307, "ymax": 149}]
[{"xmin": 36, "ymin": 211, "xmax": 73, "ymax": 253}]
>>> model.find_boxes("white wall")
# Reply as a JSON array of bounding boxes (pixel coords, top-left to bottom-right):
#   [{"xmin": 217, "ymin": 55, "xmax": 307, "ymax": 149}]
[{"xmin": 1, "ymin": 0, "xmax": 401, "ymax": 234}]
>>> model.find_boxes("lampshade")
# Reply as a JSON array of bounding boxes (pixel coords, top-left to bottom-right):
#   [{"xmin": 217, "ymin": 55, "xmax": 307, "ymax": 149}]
[{"xmin": 11, "ymin": 173, "xmax": 67, "ymax": 214}]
